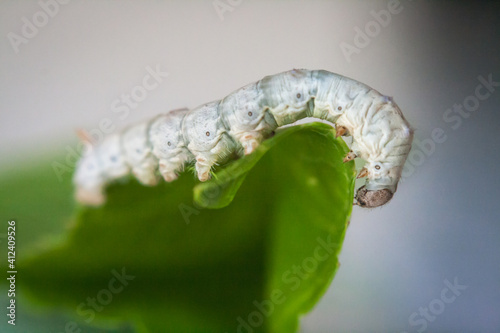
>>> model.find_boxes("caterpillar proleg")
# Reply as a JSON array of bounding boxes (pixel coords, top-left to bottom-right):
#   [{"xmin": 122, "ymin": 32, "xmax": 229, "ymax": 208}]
[{"xmin": 74, "ymin": 69, "xmax": 413, "ymax": 208}]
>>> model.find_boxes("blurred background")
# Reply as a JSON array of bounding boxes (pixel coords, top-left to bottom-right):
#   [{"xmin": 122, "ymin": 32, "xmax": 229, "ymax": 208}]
[{"xmin": 1, "ymin": 0, "xmax": 499, "ymax": 332}]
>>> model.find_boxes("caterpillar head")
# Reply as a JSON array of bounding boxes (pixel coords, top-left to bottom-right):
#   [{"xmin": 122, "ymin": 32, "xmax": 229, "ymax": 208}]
[
  {"xmin": 355, "ymin": 162, "xmax": 401, "ymax": 208},
  {"xmin": 355, "ymin": 185, "xmax": 393, "ymax": 208},
  {"xmin": 345, "ymin": 98, "xmax": 413, "ymax": 208}
]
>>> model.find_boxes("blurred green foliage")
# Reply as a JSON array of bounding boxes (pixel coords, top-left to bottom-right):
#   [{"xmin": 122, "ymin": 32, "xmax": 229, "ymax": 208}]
[{"xmin": 0, "ymin": 123, "xmax": 355, "ymax": 333}]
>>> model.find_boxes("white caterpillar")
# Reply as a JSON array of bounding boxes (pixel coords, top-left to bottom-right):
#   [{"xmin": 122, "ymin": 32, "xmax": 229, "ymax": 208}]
[{"xmin": 74, "ymin": 69, "xmax": 414, "ymax": 208}]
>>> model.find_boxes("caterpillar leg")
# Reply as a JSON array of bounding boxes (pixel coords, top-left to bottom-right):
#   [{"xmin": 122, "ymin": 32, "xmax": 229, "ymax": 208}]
[
  {"xmin": 159, "ymin": 162, "xmax": 179, "ymax": 182},
  {"xmin": 149, "ymin": 109, "xmax": 192, "ymax": 183},
  {"xmin": 162, "ymin": 171, "xmax": 178, "ymax": 182},
  {"xmin": 132, "ymin": 166, "xmax": 160, "ymax": 186},
  {"xmin": 357, "ymin": 167, "xmax": 368, "ymax": 179},
  {"xmin": 183, "ymin": 102, "xmax": 241, "ymax": 182},
  {"xmin": 335, "ymin": 125, "xmax": 349, "ymax": 138},
  {"xmin": 343, "ymin": 151, "xmax": 357, "ymax": 163},
  {"xmin": 122, "ymin": 122, "xmax": 161, "ymax": 186},
  {"xmin": 195, "ymin": 156, "xmax": 213, "ymax": 182},
  {"xmin": 240, "ymin": 132, "xmax": 261, "ymax": 155},
  {"xmin": 75, "ymin": 186, "xmax": 105, "ymax": 206},
  {"xmin": 191, "ymin": 136, "xmax": 238, "ymax": 182},
  {"xmin": 157, "ymin": 155, "xmax": 192, "ymax": 182}
]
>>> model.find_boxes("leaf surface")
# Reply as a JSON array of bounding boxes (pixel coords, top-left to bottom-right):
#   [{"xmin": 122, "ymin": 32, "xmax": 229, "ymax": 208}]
[{"xmin": 15, "ymin": 123, "xmax": 355, "ymax": 332}]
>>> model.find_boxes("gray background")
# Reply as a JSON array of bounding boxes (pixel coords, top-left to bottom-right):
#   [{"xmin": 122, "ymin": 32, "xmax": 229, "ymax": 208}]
[{"xmin": 1, "ymin": 1, "xmax": 499, "ymax": 332}]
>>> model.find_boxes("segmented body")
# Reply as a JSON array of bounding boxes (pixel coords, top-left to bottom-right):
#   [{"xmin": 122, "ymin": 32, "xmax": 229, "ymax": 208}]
[{"xmin": 74, "ymin": 69, "xmax": 413, "ymax": 207}]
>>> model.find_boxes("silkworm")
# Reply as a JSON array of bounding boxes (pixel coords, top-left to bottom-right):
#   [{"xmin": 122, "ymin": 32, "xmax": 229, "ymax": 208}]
[{"xmin": 73, "ymin": 69, "xmax": 414, "ymax": 208}]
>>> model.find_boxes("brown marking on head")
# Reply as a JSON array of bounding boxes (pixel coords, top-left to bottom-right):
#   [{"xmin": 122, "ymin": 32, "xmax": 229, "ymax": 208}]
[{"xmin": 355, "ymin": 185, "xmax": 394, "ymax": 208}]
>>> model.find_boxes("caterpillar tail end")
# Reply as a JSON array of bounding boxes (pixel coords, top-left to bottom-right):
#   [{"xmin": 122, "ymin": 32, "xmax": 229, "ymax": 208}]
[{"xmin": 76, "ymin": 128, "xmax": 96, "ymax": 148}]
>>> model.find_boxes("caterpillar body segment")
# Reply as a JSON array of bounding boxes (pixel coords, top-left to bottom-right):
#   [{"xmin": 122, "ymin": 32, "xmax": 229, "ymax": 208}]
[
  {"xmin": 74, "ymin": 69, "xmax": 413, "ymax": 208},
  {"xmin": 121, "ymin": 121, "xmax": 160, "ymax": 186},
  {"xmin": 95, "ymin": 133, "xmax": 129, "ymax": 180},
  {"xmin": 182, "ymin": 101, "xmax": 240, "ymax": 182},
  {"xmin": 219, "ymin": 81, "xmax": 277, "ymax": 155},
  {"xmin": 148, "ymin": 108, "xmax": 192, "ymax": 182},
  {"xmin": 257, "ymin": 70, "xmax": 317, "ymax": 126}
]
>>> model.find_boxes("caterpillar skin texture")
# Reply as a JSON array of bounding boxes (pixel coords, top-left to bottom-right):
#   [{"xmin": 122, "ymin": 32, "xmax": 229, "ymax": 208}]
[{"xmin": 74, "ymin": 69, "xmax": 413, "ymax": 208}]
